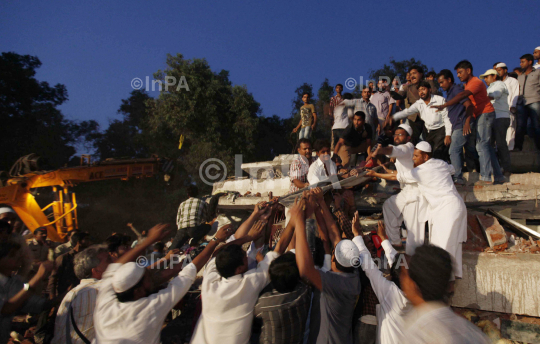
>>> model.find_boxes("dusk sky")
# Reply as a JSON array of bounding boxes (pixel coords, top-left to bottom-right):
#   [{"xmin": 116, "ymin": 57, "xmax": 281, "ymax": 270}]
[{"xmin": 2, "ymin": 0, "xmax": 539, "ymax": 132}]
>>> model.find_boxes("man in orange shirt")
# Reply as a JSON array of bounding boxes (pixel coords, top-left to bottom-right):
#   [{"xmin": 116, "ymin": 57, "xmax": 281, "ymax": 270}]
[{"xmin": 432, "ymin": 60, "xmax": 504, "ymax": 185}]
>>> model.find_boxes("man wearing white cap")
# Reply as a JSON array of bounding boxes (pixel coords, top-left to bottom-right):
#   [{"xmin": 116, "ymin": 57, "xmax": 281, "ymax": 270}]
[
  {"xmin": 396, "ymin": 142, "xmax": 467, "ymax": 279},
  {"xmin": 296, "ymin": 189, "xmax": 361, "ymax": 344},
  {"xmin": 495, "ymin": 63, "xmax": 520, "ymax": 150},
  {"xmin": 366, "ymin": 124, "xmax": 428, "ymax": 255},
  {"xmin": 534, "ymin": 47, "xmax": 540, "ymax": 70},
  {"xmin": 93, "ymin": 223, "xmax": 230, "ymax": 344}
]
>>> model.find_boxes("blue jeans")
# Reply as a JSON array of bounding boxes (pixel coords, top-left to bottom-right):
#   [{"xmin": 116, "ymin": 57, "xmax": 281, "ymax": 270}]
[
  {"xmin": 449, "ymin": 127, "xmax": 479, "ymax": 181},
  {"xmin": 475, "ymin": 112, "xmax": 504, "ymax": 182},
  {"xmin": 516, "ymin": 101, "xmax": 540, "ymax": 150},
  {"xmin": 299, "ymin": 126, "xmax": 312, "ymax": 139}
]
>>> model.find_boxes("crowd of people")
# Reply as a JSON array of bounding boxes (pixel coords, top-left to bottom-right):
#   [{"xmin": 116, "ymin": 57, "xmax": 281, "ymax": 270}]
[
  {"xmin": 1, "ymin": 47, "xmax": 540, "ymax": 344},
  {"xmin": 296, "ymin": 48, "xmax": 540, "ymax": 186}
]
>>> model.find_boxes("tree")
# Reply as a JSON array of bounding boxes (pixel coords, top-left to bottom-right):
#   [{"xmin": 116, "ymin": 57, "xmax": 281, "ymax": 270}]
[
  {"xmin": 145, "ymin": 54, "xmax": 262, "ymax": 190},
  {"xmin": 0, "ymin": 52, "xmax": 97, "ymax": 171},
  {"xmin": 92, "ymin": 90, "xmax": 151, "ymax": 159},
  {"xmin": 368, "ymin": 57, "xmax": 433, "ymax": 87}
]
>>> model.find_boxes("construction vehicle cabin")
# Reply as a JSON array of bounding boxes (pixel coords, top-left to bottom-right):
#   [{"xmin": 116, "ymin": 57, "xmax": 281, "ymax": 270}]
[{"xmin": 0, "ymin": 154, "xmax": 171, "ymax": 241}]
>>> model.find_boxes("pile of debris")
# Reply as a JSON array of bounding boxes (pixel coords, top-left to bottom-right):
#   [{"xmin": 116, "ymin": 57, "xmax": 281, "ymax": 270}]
[{"xmin": 473, "ymin": 209, "xmax": 540, "ymax": 255}]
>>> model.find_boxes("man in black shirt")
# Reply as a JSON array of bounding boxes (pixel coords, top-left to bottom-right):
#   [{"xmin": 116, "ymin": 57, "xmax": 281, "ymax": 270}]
[{"xmin": 334, "ymin": 111, "xmax": 373, "ymax": 168}]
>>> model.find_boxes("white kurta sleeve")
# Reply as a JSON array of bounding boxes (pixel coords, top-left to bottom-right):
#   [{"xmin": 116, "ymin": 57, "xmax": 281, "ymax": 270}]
[
  {"xmin": 352, "ymin": 236, "xmax": 404, "ymax": 308},
  {"xmin": 389, "ymin": 143, "xmax": 413, "ymax": 159},
  {"xmin": 396, "ymin": 168, "xmax": 419, "ymax": 185},
  {"xmin": 151, "ymin": 263, "xmax": 197, "ymax": 320},
  {"xmin": 381, "ymin": 240, "xmax": 398, "ymax": 267},
  {"xmin": 393, "ymin": 102, "xmax": 419, "ymax": 121}
]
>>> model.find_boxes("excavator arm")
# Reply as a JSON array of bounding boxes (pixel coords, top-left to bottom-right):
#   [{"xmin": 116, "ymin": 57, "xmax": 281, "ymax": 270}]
[{"xmin": 0, "ymin": 156, "xmax": 167, "ymax": 241}]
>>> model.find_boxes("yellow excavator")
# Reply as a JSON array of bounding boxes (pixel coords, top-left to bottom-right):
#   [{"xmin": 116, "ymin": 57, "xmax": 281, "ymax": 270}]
[{"xmin": 0, "ymin": 154, "xmax": 172, "ymax": 241}]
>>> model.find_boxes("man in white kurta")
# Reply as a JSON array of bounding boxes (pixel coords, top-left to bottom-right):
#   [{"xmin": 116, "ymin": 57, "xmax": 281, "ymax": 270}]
[
  {"xmin": 351, "ymin": 220, "xmax": 411, "ymax": 344},
  {"xmin": 368, "ymin": 124, "xmax": 428, "ymax": 255},
  {"xmin": 397, "ymin": 142, "xmax": 467, "ymax": 278}
]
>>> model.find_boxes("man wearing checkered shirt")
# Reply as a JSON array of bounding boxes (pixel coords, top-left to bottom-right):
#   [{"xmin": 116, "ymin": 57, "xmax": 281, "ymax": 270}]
[{"xmin": 171, "ymin": 185, "xmax": 210, "ymax": 249}]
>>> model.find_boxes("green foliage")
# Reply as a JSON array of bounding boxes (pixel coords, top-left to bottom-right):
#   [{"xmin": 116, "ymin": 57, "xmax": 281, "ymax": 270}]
[
  {"xmin": 145, "ymin": 54, "xmax": 262, "ymax": 189},
  {"xmin": 91, "ymin": 90, "xmax": 151, "ymax": 159},
  {"xmin": 0, "ymin": 52, "xmax": 97, "ymax": 171},
  {"xmin": 368, "ymin": 57, "xmax": 433, "ymax": 86}
]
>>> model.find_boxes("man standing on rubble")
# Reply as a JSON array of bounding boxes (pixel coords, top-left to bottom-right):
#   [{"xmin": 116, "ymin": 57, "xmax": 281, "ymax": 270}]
[
  {"xmin": 396, "ymin": 142, "xmax": 467, "ymax": 279},
  {"xmin": 365, "ymin": 124, "xmax": 428, "ymax": 255}
]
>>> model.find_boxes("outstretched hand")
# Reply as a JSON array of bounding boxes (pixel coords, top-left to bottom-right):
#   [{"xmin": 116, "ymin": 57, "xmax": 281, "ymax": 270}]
[
  {"xmin": 311, "ymin": 187, "xmax": 324, "ymax": 202},
  {"xmin": 215, "ymin": 224, "xmax": 234, "ymax": 242},
  {"xmin": 430, "ymin": 104, "xmax": 445, "ymax": 112},
  {"xmin": 248, "ymin": 220, "xmax": 267, "ymax": 241},
  {"xmin": 289, "ymin": 196, "xmax": 306, "ymax": 225},
  {"xmin": 365, "ymin": 169, "xmax": 377, "ymax": 177}
]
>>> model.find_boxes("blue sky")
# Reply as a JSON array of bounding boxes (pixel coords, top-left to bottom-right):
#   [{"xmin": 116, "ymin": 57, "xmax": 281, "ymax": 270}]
[{"xmin": 1, "ymin": 0, "xmax": 539, "ymax": 131}]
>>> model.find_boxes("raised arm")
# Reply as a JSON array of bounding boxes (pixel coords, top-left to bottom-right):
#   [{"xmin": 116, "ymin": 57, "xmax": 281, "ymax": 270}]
[
  {"xmin": 393, "ymin": 102, "xmax": 419, "ymax": 121},
  {"xmin": 234, "ymin": 202, "xmax": 268, "ymax": 239},
  {"xmin": 312, "ymin": 188, "xmax": 342, "ymax": 248},
  {"xmin": 293, "ymin": 197, "xmax": 323, "ymax": 290},
  {"xmin": 117, "ymin": 223, "xmax": 170, "ymax": 265}
]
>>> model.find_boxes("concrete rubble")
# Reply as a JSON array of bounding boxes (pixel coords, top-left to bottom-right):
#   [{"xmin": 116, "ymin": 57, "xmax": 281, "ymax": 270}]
[{"xmin": 211, "ymin": 144, "xmax": 540, "ymax": 341}]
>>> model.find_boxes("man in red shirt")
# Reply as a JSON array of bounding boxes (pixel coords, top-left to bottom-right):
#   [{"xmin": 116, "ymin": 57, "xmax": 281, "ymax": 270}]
[{"xmin": 432, "ymin": 60, "xmax": 504, "ymax": 185}]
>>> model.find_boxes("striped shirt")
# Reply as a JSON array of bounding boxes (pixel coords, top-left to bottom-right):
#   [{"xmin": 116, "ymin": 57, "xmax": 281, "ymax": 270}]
[
  {"xmin": 254, "ymin": 282, "xmax": 311, "ymax": 344},
  {"xmin": 288, "ymin": 155, "xmax": 314, "ymax": 194},
  {"xmin": 52, "ymin": 278, "xmax": 101, "ymax": 344},
  {"xmin": 176, "ymin": 197, "xmax": 208, "ymax": 229}
]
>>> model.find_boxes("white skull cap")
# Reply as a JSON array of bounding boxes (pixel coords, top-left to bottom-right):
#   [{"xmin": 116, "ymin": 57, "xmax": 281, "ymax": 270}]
[{"xmin": 415, "ymin": 141, "xmax": 432, "ymax": 153}]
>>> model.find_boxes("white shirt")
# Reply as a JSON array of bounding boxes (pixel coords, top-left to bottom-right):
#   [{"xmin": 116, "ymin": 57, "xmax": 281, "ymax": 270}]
[
  {"xmin": 534, "ymin": 62, "xmax": 540, "ymax": 70},
  {"xmin": 393, "ymin": 95, "xmax": 452, "ymax": 136},
  {"xmin": 307, "ymin": 157, "xmax": 338, "ymax": 186},
  {"xmin": 404, "ymin": 302, "xmax": 490, "ymax": 344},
  {"xmin": 503, "ymin": 75, "xmax": 519, "ymax": 109},
  {"xmin": 353, "ymin": 237, "xmax": 411, "ymax": 344},
  {"xmin": 53, "ymin": 279, "xmax": 101, "ymax": 344},
  {"xmin": 93, "ymin": 262, "xmax": 197, "ymax": 344},
  {"xmin": 487, "ymin": 80, "xmax": 510, "ymax": 119},
  {"xmin": 191, "ymin": 252, "xmax": 280, "ymax": 344},
  {"xmin": 332, "ymin": 101, "xmax": 350, "ymax": 130}
]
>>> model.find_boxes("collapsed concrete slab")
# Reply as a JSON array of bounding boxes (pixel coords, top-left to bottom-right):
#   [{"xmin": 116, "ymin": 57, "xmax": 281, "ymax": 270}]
[{"xmin": 451, "ymin": 251, "xmax": 540, "ymax": 318}]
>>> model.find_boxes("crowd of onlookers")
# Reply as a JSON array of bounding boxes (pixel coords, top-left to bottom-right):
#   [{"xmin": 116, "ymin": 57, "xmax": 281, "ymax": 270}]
[
  {"xmin": 295, "ymin": 47, "xmax": 540, "ymax": 185},
  {"xmin": 2, "ymin": 47, "xmax": 540, "ymax": 344}
]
